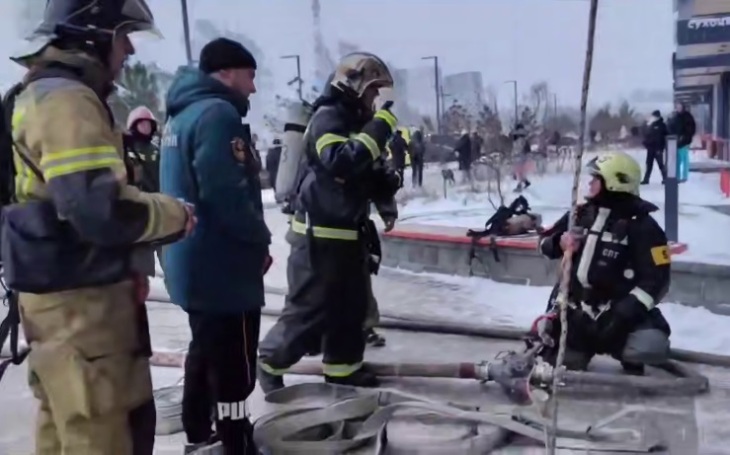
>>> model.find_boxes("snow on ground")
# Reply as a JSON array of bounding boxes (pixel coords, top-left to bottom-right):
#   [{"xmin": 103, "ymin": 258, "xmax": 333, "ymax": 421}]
[
  {"xmin": 398, "ymin": 148, "xmax": 730, "ymax": 265},
  {"xmin": 389, "ymin": 268, "xmax": 730, "ymax": 356},
  {"xmin": 141, "ymin": 267, "xmax": 730, "ymax": 357}
]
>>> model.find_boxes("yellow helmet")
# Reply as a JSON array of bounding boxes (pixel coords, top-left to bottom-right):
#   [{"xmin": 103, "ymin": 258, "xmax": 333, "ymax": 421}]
[
  {"xmin": 330, "ymin": 52, "xmax": 394, "ymax": 98},
  {"xmin": 586, "ymin": 152, "xmax": 642, "ymax": 195}
]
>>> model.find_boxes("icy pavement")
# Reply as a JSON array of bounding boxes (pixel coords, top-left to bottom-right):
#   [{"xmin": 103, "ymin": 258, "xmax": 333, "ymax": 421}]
[
  {"xmin": 397, "ymin": 149, "xmax": 730, "ymax": 265},
  {"xmin": 6, "ymin": 196, "xmax": 730, "ymax": 452}
]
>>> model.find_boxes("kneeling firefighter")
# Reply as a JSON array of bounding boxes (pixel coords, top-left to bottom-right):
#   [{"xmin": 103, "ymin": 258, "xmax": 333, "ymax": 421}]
[
  {"xmin": 258, "ymin": 52, "xmax": 401, "ymax": 392},
  {"xmin": 0, "ymin": 0, "xmax": 194, "ymax": 453},
  {"xmin": 531, "ymin": 152, "xmax": 671, "ymax": 374}
]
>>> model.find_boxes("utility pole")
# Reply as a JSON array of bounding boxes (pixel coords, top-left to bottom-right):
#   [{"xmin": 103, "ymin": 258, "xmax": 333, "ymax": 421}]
[
  {"xmin": 422, "ymin": 56, "xmax": 441, "ymax": 134},
  {"xmin": 180, "ymin": 0, "xmax": 193, "ymax": 66},
  {"xmin": 281, "ymin": 55, "xmax": 303, "ymax": 101},
  {"xmin": 554, "ymin": 93, "xmax": 558, "ymax": 118},
  {"xmin": 505, "ymin": 80, "xmax": 518, "ymax": 127}
]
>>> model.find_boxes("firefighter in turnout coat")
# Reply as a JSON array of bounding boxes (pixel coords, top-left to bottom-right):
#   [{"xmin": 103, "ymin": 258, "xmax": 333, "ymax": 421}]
[
  {"xmin": 2, "ymin": 1, "xmax": 193, "ymax": 453},
  {"xmin": 258, "ymin": 52, "xmax": 401, "ymax": 392},
  {"xmin": 531, "ymin": 152, "xmax": 671, "ymax": 375}
]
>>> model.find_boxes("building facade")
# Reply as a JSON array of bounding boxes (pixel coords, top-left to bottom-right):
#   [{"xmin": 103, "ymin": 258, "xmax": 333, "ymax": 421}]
[
  {"xmin": 442, "ymin": 71, "xmax": 485, "ymax": 119},
  {"xmin": 674, "ymin": 0, "xmax": 730, "ymax": 147}
]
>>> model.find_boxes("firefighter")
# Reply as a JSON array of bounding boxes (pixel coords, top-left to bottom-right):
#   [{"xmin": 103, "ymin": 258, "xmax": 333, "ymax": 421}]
[
  {"xmin": 531, "ymin": 152, "xmax": 671, "ymax": 374},
  {"xmin": 363, "ymin": 198, "xmax": 399, "ymax": 348},
  {"xmin": 387, "ymin": 128, "xmax": 408, "ymax": 182},
  {"xmin": 258, "ymin": 52, "xmax": 400, "ymax": 392},
  {"xmin": 4, "ymin": 1, "xmax": 194, "ymax": 453},
  {"xmin": 124, "ymin": 105, "xmax": 160, "ymax": 193}
]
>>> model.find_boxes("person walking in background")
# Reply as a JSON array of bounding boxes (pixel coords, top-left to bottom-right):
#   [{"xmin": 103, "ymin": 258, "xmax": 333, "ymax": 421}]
[
  {"xmin": 511, "ymin": 123, "xmax": 531, "ymax": 192},
  {"xmin": 471, "ymin": 130, "xmax": 484, "ymax": 158},
  {"xmin": 668, "ymin": 102, "xmax": 696, "ymax": 183},
  {"xmin": 641, "ymin": 110, "xmax": 668, "ymax": 185},
  {"xmin": 160, "ymin": 38, "xmax": 271, "ymax": 454},
  {"xmin": 266, "ymin": 138, "xmax": 282, "ymax": 192},
  {"xmin": 388, "ymin": 128, "xmax": 408, "ymax": 182},
  {"xmin": 124, "ymin": 106, "xmax": 160, "ymax": 193},
  {"xmin": 454, "ymin": 129, "xmax": 473, "ymax": 183},
  {"xmin": 409, "ymin": 128, "xmax": 426, "ymax": 187}
]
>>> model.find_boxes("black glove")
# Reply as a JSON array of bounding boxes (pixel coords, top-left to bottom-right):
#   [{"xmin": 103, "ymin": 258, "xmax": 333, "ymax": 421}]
[
  {"xmin": 612, "ymin": 295, "xmax": 650, "ymax": 326},
  {"xmin": 597, "ymin": 296, "xmax": 648, "ymax": 346}
]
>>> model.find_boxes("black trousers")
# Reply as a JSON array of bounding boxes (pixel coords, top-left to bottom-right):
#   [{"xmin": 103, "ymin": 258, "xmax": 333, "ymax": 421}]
[
  {"xmin": 642, "ymin": 147, "xmax": 666, "ymax": 182},
  {"xmin": 411, "ymin": 160, "xmax": 424, "ymax": 187},
  {"xmin": 182, "ymin": 309, "xmax": 261, "ymax": 454},
  {"xmin": 259, "ymin": 232, "xmax": 369, "ymax": 377}
]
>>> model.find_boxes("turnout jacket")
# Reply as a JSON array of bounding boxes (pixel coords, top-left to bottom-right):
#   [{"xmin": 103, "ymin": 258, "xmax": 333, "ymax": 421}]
[
  {"xmin": 539, "ymin": 194, "xmax": 670, "ymax": 319},
  {"xmin": 294, "ymin": 96, "xmax": 399, "ymax": 238},
  {"xmin": 3, "ymin": 46, "xmax": 188, "ymax": 292}
]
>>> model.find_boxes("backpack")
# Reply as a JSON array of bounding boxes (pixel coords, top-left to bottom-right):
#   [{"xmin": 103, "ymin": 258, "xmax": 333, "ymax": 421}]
[{"xmin": 466, "ymin": 195, "xmax": 543, "ymax": 273}]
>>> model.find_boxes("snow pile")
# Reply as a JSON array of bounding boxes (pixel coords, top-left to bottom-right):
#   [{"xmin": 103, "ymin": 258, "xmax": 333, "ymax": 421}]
[
  {"xmin": 394, "ymin": 269, "xmax": 730, "ymax": 356},
  {"xmin": 399, "ymin": 148, "xmax": 730, "ymax": 264},
  {"xmin": 143, "ymin": 266, "xmax": 730, "ymax": 357}
]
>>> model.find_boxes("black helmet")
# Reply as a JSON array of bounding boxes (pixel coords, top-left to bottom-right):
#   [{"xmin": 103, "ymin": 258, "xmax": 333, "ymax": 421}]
[{"xmin": 14, "ymin": 0, "xmax": 157, "ymax": 62}]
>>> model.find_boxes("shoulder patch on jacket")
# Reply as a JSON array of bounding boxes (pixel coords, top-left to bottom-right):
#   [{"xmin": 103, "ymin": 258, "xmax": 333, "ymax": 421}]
[{"xmin": 650, "ymin": 245, "xmax": 671, "ymax": 265}]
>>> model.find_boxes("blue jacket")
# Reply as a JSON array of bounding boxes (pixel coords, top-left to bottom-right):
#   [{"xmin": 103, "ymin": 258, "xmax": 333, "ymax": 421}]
[{"xmin": 160, "ymin": 67, "xmax": 271, "ymax": 314}]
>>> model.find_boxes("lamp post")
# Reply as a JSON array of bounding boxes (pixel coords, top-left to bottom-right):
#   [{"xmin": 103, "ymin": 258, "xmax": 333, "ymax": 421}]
[
  {"xmin": 422, "ymin": 56, "xmax": 441, "ymax": 133},
  {"xmin": 180, "ymin": 0, "xmax": 193, "ymax": 66},
  {"xmin": 281, "ymin": 55, "xmax": 303, "ymax": 101},
  {"xmin": 504, "ymin": 80, "xmax": 518, "ymax": 127}
]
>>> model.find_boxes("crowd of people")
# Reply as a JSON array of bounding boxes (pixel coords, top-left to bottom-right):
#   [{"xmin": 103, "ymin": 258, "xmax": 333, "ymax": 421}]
[{"xmin": 0, "ymin": 1, "xmax": 683, "ymax": 454}]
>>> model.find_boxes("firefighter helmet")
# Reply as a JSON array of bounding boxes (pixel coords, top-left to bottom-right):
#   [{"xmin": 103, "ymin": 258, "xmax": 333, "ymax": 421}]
[
  {"xmin": 586, "ymin": 152, "xmax": 642, "ymax": 196},
  {"xmin": 13, "ymin": 0, "xmax": 158, "ymax": 62},
  {"xmin": 330, "ymin": 52, "xmax": 394, "ymax": 99}
]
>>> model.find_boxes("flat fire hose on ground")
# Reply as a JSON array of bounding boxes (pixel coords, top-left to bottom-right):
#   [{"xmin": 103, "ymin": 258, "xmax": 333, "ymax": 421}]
[{"xmin": 252, "ymin": 382, "xmax": 664, "ymax": 454}]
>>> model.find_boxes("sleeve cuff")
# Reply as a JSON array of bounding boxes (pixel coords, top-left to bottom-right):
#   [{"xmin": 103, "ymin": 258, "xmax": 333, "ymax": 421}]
[{"xmin": 629, "ymin": 287, "xmax": 655, "ymax": 310}]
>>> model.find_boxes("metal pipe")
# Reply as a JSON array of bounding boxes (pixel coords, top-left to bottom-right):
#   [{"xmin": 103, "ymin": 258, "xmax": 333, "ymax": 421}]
[
  {"xmin": 422, "ymin": 56, "xmax": 441, "ymax": 133},
  {"xmin": 665, "ymin": 135, "xmax": 679, "ymax": 242},
  {"xmin": 180, "ymin": 0, "xmax": 193, "ymax": 66},
  {"xmin": 505, "ymin": 80, "xmax": 518, "ymax": 126},
  {"xmin": 281, "ymin": 55, "xmax": 303, "ymax": 102}
]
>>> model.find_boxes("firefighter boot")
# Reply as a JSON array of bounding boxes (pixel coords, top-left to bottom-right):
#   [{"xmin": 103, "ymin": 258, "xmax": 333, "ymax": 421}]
[
  {"xmin": 257, "ymin": 363, "xmax": 285, "ymax": 394},
  {"xmin": 325, "ymin": 368, "xmax": 380, "ymax": 388}
]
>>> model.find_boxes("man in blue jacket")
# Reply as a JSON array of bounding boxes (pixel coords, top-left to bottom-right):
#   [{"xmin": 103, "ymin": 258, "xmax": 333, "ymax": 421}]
[{"xmin": 160, "ymin": 38, "xmax": 271, "ymax": 455}]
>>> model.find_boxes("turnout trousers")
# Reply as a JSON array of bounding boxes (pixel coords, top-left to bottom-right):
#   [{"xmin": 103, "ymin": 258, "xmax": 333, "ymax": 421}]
[
  {"xmin": 259, "ymin": 229, "xmax": 369, "ymax": 379},
  {"xmin": 541, "ymin": 294, "xmax": 671, "ymax": 370},
  {"xmin": 182, "ymin": 309, "xmax": 261, "ymax": 454},
  {"xmin": 19, "ymin": 279, "xmax": 156, "ymax": 455}
]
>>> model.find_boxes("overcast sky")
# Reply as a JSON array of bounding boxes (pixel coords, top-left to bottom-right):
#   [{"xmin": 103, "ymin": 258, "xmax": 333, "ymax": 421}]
[{"xmin": 0, "ymin": 0, "xmax": 674, "ymax": 109}]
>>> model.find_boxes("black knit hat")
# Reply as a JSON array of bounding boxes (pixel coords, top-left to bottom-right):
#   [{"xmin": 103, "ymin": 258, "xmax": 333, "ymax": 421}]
[{"xmin": 199, "ymin": 38, "xmax": 257, "ymax": 74}]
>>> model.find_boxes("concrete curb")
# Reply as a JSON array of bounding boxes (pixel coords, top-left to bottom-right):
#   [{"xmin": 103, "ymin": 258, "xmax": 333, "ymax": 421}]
[{"xmin": 381, "ymin": 225, "xmax": 730, "ymax": 316}]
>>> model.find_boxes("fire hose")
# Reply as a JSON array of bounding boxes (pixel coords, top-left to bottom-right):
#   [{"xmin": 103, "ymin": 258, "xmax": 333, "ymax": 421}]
[
  {"xmin": 147, "ymin": 294, "xmax": 711, "ymax": 397},
  {"xmin": 149, "ymin": 324, "xmax": 700, "ymax": 453}
]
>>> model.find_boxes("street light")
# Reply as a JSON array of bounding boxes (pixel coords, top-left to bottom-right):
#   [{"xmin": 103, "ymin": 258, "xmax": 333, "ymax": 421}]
[
  {"xmin": 180, "ymin": 0, "xmax": 193, "ymax": 66},
  {"xmin": 281, "ymin": 55, "xmax": 303, "ymax": 101},
  {"xmin": 504, "ymin": 80, "xmax": 518, "ymax": 127},
  {"xmin": 422, "ymin": 56, "xmax": 441, "ymax": 134}
]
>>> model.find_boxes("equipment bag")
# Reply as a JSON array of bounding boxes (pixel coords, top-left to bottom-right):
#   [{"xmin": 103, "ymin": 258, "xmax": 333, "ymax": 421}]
[{"xmin": 466, "ymin": 195, "xmax": 542, "ymax": 269}]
